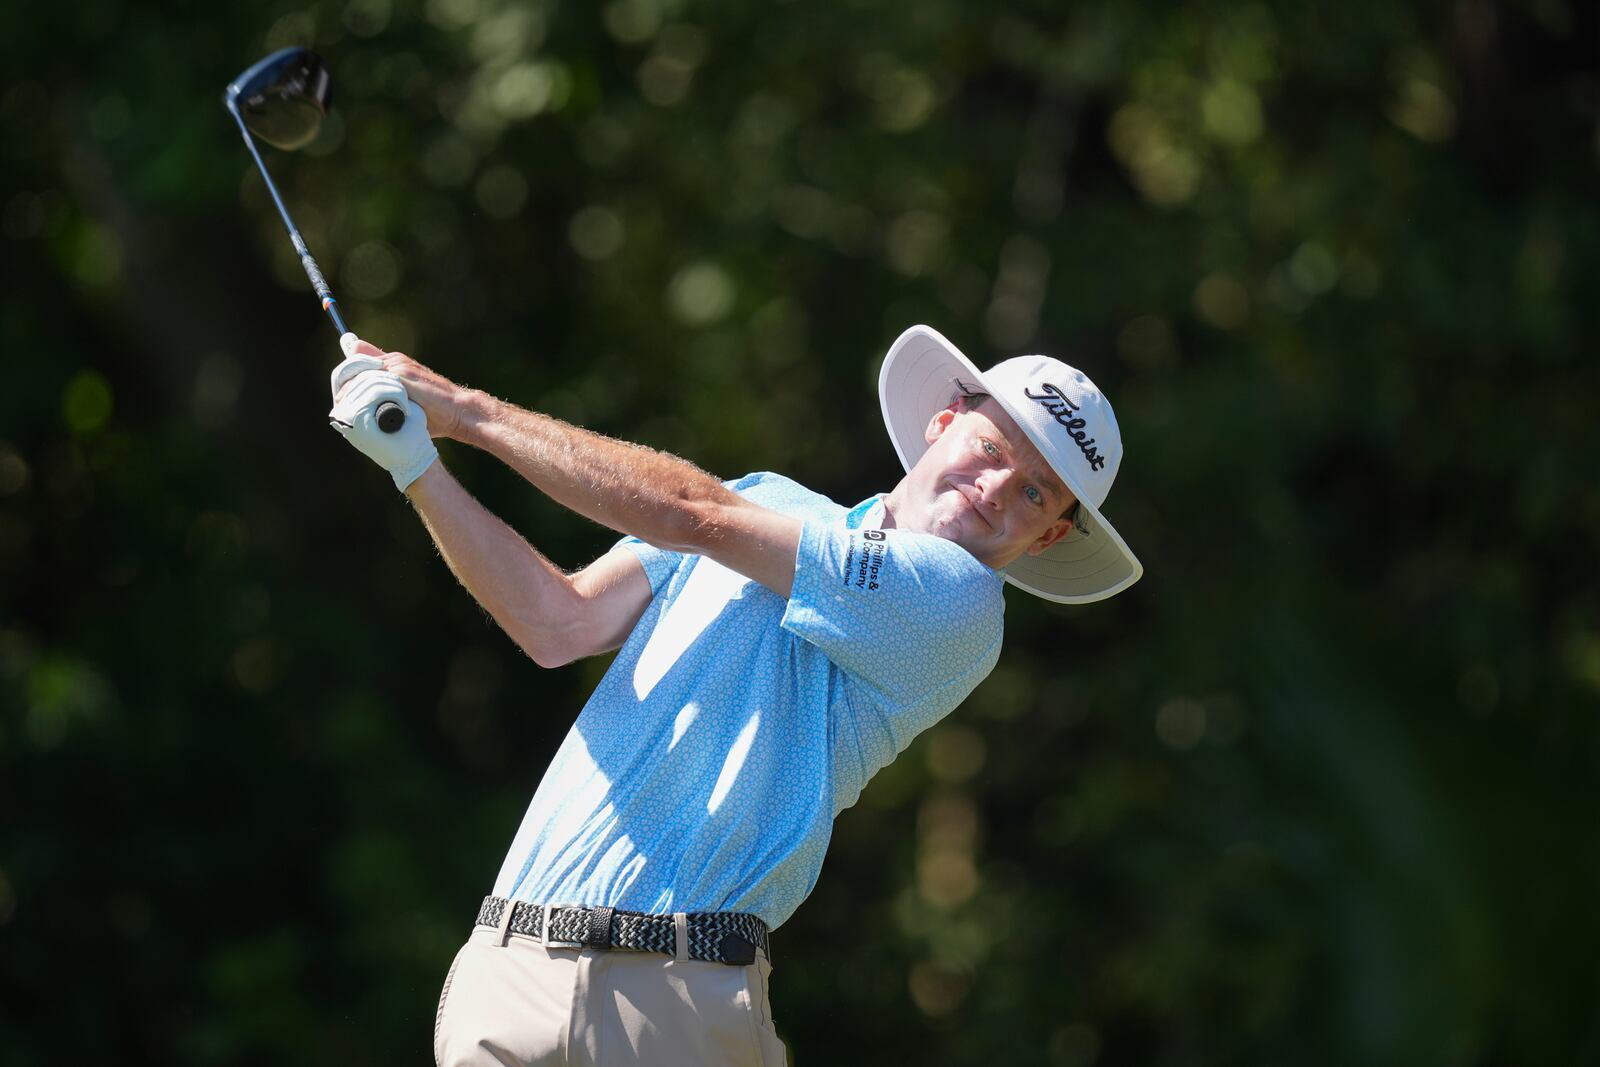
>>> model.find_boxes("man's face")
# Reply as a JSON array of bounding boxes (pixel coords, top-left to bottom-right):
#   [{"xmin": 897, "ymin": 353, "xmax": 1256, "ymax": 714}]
[{"xmin": 891, "ymin": 398, "xmax": 1078, "ymax": 570}]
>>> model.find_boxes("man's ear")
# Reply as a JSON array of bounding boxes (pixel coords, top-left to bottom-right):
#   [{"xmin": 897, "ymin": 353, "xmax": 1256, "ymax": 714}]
[
  {"xmin": 924, "ymin": 406, "xmax": 959, "ymax": 445},
  {"xmin": 1026, "ymin": 516, "xmax": 1075, "ymax": 556}
]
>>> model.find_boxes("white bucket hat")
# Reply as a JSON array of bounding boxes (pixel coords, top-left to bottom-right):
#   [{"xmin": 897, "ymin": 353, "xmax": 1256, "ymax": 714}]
[{"xmin": 878, "ymin": 324, "xmax": 1143, "ymax": 604}]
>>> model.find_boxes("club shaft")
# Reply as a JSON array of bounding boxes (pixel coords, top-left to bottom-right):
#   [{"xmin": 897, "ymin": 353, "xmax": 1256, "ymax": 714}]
[{"xmin": 226, "ymin": 101, "xmax": 347, "ymax": 336}]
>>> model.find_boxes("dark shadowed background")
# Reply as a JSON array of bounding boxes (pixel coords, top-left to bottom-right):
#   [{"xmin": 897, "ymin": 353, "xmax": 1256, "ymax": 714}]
[{"xmin": 2, "ymin": 1, "xmax": 1597, "ymax": 1064}]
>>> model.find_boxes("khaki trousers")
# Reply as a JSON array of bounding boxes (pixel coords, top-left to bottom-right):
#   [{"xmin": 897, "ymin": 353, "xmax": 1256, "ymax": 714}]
[{"xmin": 434, "ymin": 925, "xmax": 788, "ymax": 1067}]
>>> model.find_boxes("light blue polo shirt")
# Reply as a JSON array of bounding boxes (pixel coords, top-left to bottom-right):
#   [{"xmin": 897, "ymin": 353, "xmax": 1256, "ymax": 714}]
[{"xmin": 490, "ymin": 472, "xmax": 1005, "ymax": 929}]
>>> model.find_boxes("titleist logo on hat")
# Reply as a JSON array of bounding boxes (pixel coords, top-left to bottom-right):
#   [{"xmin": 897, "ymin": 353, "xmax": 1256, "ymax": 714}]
[{"xmin": 1023, "ymin": 383, "xmax": 1108, "ymax": 471}]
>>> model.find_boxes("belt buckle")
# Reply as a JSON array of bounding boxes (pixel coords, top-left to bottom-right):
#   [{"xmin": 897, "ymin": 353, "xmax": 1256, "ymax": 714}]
[{"xmin": 541, "ymin": 903, "xmax": 586, "ymax": 950}]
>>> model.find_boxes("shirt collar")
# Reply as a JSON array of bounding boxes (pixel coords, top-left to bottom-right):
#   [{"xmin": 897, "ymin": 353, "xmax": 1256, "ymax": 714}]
[
  {"xmin": 845, "ymin": 495, "xmax": 887, "ymax": 531},
  {"xmin": 847, "ymin": 495, "xmax": 1003, "ymax": 580}
]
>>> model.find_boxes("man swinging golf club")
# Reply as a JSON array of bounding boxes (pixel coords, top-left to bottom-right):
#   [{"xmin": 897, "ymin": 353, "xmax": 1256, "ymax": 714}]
[{"xmin": 328, "ymin": 324, "xmax": 1142, "ymax": 1066}]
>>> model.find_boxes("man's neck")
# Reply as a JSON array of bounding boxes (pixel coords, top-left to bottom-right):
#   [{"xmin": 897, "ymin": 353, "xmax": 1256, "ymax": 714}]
[{"xmin": 879, "ymin": 482, "xmax": 909, "ymax": 530}]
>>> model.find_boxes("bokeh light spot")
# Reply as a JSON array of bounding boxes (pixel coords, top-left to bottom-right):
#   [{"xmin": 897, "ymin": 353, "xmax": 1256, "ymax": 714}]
[
  {"xmin": 1109, "ymin": 104, "xmax": 1200, "ymax": 206},
  {"xmin": 569, "ymin": 205, "xmax": 625, "ymax": 261},
  {"xmin": 858, "ymin": 54, "xmax": 938, "ymax": 132},
  {"xmin": 25, "ymin": 653, "xmax": 114, "ymax": 750},
  {"xmin": 733, "ymin": 93, "xmax": 795, "ymax": 147},
  {"xmin": 343, "ymin": 241, "xmax": 403, "ymax": 300},
  {"xmin": 1390, "ymin": 74, "xmax": 1456, "ymax": 142},
  {"xmin": 263, "ymin": 12, "xmax": 315, "ymax": 50},
  {"xmin": 908, "ymin": 961, "xmax": 971, "ymax": 1017},
  {"xmin": 492, "ymin": 62, "xmax": 557, "ymax": 120},
  {"xmin": 89, "ymin": 95, "xmax": 131, "ymax": 141},
  {"xmin": 71, "ymin": 223, "xmax": 122, "ymax": 288},
  {"xmin": 1193, "ymin": 272, "xmax": 1251, "ymax": 329},
  {"xmin": 422, "ymin": 133, "xmax": 477, "ymax": 188},
  {"xmin": 62, "ymin": 370, "xmax": 113, "ymax": 434},
  {"xmin": 233, "ymin": 638, "xmax": 285, "ymax": 695},
  {"xmin": 1156, "ymin": 698, "xmax": 1207, "ymax": 751},
  {"xmin": 636, "ymin": 26, "xmax": 706, "ymax": 107},
  {"xmin": 638, "ymin": 55, "xmax": 694, "ymax": 106},
  {"xmin": 668, "ymin": 262, "xmax": 734, "ymax": 325},
  {"xmin": 1048, "ymin": 1023, "xmax": 1102, "ymax": 1067},
  {"xmin": 475, "ymin": 165, "xmax": 528, "ymax": 220},
  {"xmin": 303, "ymin": 110, "xmax": 346, "ymax": 158},
  {"xmin": 1202, "ymin": 79, "xmax": 1263, "ymax": 145},
  {"xmin": 1289, "ymin": 241, "xmax": 1339, "ymax": 295},
  {"xmin": 604, "ymin": 0, "xmax": 662, "ymax": 44},
  {"xmin": 0, "ymin": 443, "xmax": 29, "ymax": 495},
  {"xmin": 926, "ymin": 725, "xmax": 986, "ymax": 783},
  {"xmin": 472, "ymin": 7, "xmax": 546, "ymax": 63},
  {"xmin": 192, "ymin": 352, "xmax": 244, "ymax": 430},
  {"xmin": 343, "ymin": 0, "xmax": 392, "ymax": 38},
  {"xmin": 886, "ymin": 211, "xmax": 949, "ymax": 277},
  {"xmin": 426, "ymin": 0, "xmax": 481, "ymax": 31},
  {"xmin": 1117, "ymin": 314, "xmax": 1178, "ymax": 370}
]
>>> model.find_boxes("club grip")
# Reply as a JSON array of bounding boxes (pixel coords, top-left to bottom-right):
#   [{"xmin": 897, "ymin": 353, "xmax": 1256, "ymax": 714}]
[
  {"xmin": 301, "ymin": 253, "xmax": 332, "ymax": 300},
  {"xmin": 375, "ymin": 400, "xmax": 406, "ymax": 434}
]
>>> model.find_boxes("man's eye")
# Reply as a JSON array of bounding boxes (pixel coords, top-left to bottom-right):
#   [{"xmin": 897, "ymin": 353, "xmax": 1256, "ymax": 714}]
[
  {"xmin": 1024, "ymin": 486, "xmax": 1044, "ymax": 505},
  {"xmin": 981, "ymin": 439, "xmax": 1000, "ymax": 458}
]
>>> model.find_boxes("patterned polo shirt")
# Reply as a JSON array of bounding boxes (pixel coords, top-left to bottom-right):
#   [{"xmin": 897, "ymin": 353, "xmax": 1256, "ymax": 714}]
[{"xmin": 489, "ymin": 472, "xmax": 1005, "ymax": 928}]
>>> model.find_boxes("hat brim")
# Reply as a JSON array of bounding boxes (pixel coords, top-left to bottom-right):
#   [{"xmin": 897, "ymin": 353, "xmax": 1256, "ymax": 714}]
[{"xmin": 877, "ymin": 325, "xmax": 1143, "ymax": 604}]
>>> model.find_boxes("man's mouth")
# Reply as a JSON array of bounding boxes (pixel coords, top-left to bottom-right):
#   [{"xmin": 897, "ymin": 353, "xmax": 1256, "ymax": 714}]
[{"xmin": 952, "ymin": 482, "xmax": 995, "ymax": 530}]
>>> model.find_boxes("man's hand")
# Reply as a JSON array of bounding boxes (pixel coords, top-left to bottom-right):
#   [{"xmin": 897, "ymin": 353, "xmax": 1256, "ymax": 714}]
[
  {"xmin": 329, "ymin": 334, "xmax": 439, "ymax": 492},
  {"xmin": 344, "ymin": 338, "xmax": 473, "ymax": 441}
]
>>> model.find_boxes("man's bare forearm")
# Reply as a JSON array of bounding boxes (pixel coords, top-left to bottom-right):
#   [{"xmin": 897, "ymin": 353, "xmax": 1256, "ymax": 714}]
[
  {"xmin": 402, "ymin": 460, "xmax": 588, "ymax": 667},
  {"xmin": 452, "ymin": 390, "xmax": 743, "ymax": 554},
  {"xmin": 373, "ymin": 346, "xmax": 795, "ymax": 587}
]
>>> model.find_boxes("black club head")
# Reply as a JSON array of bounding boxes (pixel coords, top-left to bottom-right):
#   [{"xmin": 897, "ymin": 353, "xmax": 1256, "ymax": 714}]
[{"xmin": 224, "ymin": 47, "xmax": 333, "ymax": 151}]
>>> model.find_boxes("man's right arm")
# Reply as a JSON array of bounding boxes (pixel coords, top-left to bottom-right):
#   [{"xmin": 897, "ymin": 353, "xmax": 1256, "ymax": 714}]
[
  {"xmin": 341, "ymin": 337, "xmax": 801, "ymax": 597},
  {"xmin": 403, "ymin": 460, "xmax": 653, "ymax": 668}
]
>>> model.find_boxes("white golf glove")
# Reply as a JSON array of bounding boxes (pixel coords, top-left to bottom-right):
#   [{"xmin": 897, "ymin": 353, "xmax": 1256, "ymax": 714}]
[{"xmin": 328, "ymin": 333, "xmax": 438, "ymax": 492}]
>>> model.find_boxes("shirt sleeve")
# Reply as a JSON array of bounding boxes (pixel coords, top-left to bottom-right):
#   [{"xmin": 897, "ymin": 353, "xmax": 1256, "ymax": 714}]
[
  {"xmin": 781, "ymin": 519, "xmax": 1004, "ymax": 707},
  {"xmin": 609, "ymin": 474, "xmax": 767, "ymax": 597},
  {"xmin": 612, "ymin": 536, "xmax": 683, "ymax": 597}
]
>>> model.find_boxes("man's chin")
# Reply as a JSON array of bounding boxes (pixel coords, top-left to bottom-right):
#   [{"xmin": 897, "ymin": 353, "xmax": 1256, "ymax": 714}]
[
  {"xmin": 925, "ymin": 509, "xmax": 988, "ymax": 548},
  {"xmin": 922, "ymin": 509, "xmax": 964, "ymax": 537},
  {"xmin": 904, "ymin": 500, "xmax": 987, "ymax": 542}
]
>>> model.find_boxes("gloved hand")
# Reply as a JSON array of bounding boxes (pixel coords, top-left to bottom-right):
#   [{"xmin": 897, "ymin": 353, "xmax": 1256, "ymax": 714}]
[{"xmin": 328, "ymin": 333, "xmax": 438, "ymax": 492}]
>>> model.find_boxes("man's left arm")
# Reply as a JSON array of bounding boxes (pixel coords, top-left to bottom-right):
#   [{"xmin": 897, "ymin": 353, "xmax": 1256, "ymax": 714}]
[{"xmin": 352, "ymin": 340, "xmax": 802, "ymax": 598}]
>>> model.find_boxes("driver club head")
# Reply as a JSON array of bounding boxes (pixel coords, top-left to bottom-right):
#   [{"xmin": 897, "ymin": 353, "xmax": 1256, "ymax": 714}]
[{"xmin": 224, "ymin": 47, "xmax": 332, "ymax": 151}]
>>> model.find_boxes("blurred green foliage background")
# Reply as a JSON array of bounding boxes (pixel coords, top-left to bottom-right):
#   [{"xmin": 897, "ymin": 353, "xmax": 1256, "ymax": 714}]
[{"xmin": 2, "ymin": 0, "xmax": 1597, "ymax": 1064}]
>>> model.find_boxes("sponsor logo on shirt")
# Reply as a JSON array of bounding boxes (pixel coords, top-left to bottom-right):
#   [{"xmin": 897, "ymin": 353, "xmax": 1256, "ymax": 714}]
[
  {"xmin": 842, "ymin": 530, "xmax": 887, "ymax": 592},
  {"xmin": 1023, "ymin": 383, "xmax": 1108, "ymax": 471}
]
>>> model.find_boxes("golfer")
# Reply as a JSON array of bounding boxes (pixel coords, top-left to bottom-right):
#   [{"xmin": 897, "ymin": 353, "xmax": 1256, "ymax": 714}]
[{"xmin": 327, "ymin": 324, "xmax": 1142, "ymax": 1066}]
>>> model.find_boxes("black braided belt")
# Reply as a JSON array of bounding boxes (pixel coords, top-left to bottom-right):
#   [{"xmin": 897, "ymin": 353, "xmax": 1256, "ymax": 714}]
[{"xmin": 474, "ymin": 896, "xmax": 770, "ymax": 967}]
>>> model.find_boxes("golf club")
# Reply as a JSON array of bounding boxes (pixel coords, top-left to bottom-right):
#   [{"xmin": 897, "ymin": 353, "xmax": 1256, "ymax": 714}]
[{"xmin": 224, "ymin": 47, "xmax": 404, "ymax": 433}]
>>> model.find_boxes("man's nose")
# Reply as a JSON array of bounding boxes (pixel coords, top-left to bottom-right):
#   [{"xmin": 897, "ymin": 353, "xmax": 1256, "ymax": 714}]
[{"xmin": 976, "ymin": 468, "xmax": 1014, "ymax": 509}]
